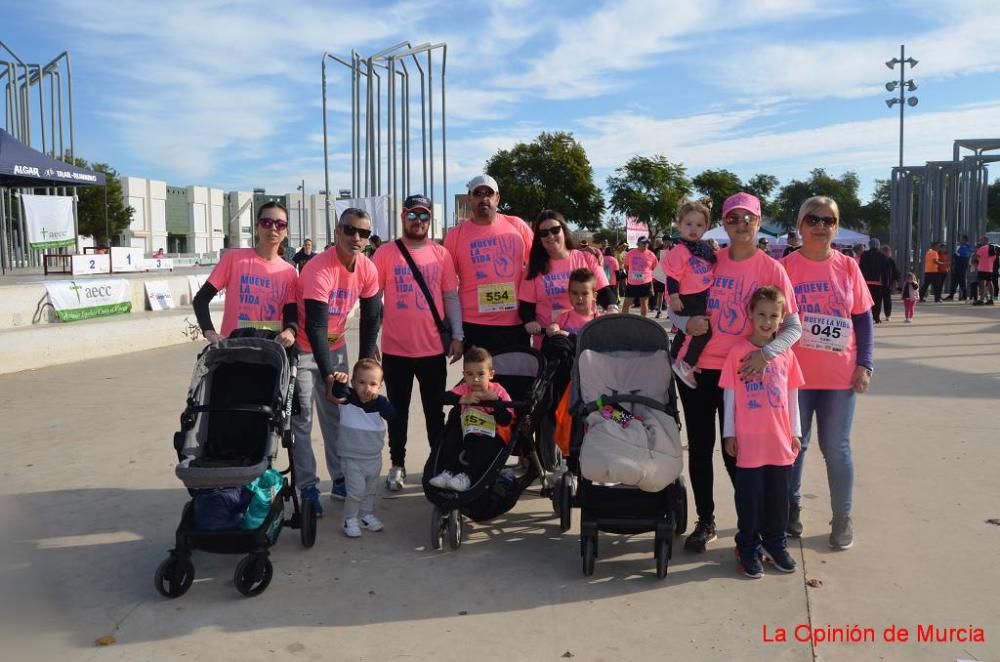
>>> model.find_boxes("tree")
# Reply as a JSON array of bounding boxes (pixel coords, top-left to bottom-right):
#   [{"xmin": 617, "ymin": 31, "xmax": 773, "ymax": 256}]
[
  {"xmin": 594, "ymin": 215, "xmax": 625, "ymax": 246},
  {"xmin": 862, "ymin": 179, "xmax": 891, "ymax": 240},
  {"xmin": 606, "ymin": 155, "xmax": 691, "ymax": 241},
  {"xmin": 71, "ymin": 157, "xmax": 134, "ymax": 245},
  {"xmin": 988, "ymin": 178, "xmax": 1000, "ymax": 231},
  {"xmin": 772, "ymin": 168, "xmax": 863, "ymax": 231},
  {"xmin": 485, "ymin": 131, "xmax": 605, "ymax": 230},
  {"xmin": 692, "ymin": 169, "xmax": 742, "ymax": 222},
  {"xmin": 745, "ymin": 173, "xmax": 780, "ymax": 219}
]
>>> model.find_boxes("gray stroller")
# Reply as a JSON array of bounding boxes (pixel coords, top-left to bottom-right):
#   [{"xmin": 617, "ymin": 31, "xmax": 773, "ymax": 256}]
[{"xmin": 154, "ymin": 330, "xmax": 316, "ymax": 598}]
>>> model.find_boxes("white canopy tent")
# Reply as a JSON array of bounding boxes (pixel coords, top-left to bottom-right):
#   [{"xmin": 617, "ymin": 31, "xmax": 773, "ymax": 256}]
[
  {"xmin": 702, "ymin": 225, "xmax": 775, "ymax": 244},
  {"xmin": 771, "ymin": 227, "xmax": 870, "ymax": 246}
]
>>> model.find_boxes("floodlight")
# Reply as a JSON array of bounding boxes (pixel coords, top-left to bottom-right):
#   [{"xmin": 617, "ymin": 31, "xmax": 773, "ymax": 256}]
[
  {"xmin": 905, "ymin": 80, "xmax": 917, "ymax": 91},
  {"xmin": 907, "ymin": 97, "xmax": 919, "ymax": 107},
  {"xmin": 905, "ymin": 57, "xmax": 918, "ymax": 67},
  {"xmin": 885, "ymin": 58, "xmax": 900, "ymax": 69},
  {"xmin": 885, "ymin": 99, "xmax": 898, "ymax": 108},
  {"xmin": 885, "ymin": 81, "xmax": 898, "ymax": 92}
]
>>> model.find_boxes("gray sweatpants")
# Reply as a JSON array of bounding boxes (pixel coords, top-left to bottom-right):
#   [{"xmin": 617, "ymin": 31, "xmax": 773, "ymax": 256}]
[
  {"xmin": 291, "ymin": 348, "xmax": 349, "ymax": 490},
  {"xmin": 342, "ymin": 456, "xmax": 382, "ymax": 520}
]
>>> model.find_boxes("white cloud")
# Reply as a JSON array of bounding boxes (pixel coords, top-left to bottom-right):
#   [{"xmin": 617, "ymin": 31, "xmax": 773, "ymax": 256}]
[{"xmin": 707, "ymin": 8, "xmax": 1000, "ymax": 100}]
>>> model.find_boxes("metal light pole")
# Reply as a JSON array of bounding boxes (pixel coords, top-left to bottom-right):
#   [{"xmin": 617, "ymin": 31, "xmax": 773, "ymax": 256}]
[
  {"xmin": 885, "ymin": 45, "xmax": 918, "ymax": 168},
  {"xmin": 296, "ymin": 180, "xmax": 305, "ymax": 245}
]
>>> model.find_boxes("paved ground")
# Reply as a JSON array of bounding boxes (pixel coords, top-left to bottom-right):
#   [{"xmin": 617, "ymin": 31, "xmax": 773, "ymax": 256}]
[{"xmin": 1, "ymin": 302, "xmax": 998, "ymax": 662}]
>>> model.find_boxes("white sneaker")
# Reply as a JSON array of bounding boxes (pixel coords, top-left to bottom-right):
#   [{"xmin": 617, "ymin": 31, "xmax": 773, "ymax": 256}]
[
  {"xmin": 385, "ymin": 466, "xmax": 406, "ymax": 491},
  {"xmin": 671, "ymin": 359, "xmax": 697, "ymax": 389},
  {"xmin": 904, "ymin": 318, "xmax": 912, "ymax": 323},
  {"xmin": 360, "ymin": 514, "xmax": 384, "ymax": 532},
  {"xmin": 447, "ymin": 472, "xmax": 471, "ymax": 492},
  {"xmin": 342, "ymin": 517, "xmax": 362, "ymax": 538},
  {"xmin": 429, "ymin": 470, "xmax": 453, "ymax": 488}
]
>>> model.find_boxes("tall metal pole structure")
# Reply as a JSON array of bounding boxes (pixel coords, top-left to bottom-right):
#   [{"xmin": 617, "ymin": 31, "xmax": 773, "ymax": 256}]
[{"xmin": 885, "ymin": 44, "xmax": 918, "ymax": 168}]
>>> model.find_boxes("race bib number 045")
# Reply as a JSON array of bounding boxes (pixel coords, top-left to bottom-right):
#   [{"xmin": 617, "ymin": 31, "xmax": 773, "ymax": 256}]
[
  {"xmin": 801, "ymin": 313, "xmax": 852, "ymax": 352},
  {"xmin": 462, "ymin": 409, "xmax": 497, "ymax": 437},
  {"xmin": 477, "ymin": 282, "xmax": 516, "ymax": 313}
]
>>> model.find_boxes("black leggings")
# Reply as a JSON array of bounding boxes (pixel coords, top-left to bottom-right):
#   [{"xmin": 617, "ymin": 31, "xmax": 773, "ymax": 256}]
[
  {"xmin": 463, "ymin": 322, "xmax": 529, "ymax": 355},
  {"xmin": 382, "ymin": 353, "xmax": 448, "ymax": 468},
  {"xmin": 676, "ymin": 368, "xmax": 736, "ymax": 523}
]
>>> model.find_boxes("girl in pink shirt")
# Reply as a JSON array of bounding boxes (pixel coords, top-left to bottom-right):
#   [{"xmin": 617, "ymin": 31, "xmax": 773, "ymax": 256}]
[
  {"xmin": 721, "ymin": 286, "xmax": 803, "ymax": 578},
  {"xmin": 193, "ymin": 202, "xmax": 298, "ymax": 347},
  {"xmin": 519, "ymin": 210, "xmax": 616, "ymax": 349}
]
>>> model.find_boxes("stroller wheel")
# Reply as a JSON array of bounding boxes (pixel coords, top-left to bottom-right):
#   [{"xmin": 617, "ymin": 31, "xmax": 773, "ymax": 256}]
[
  {"xmin": 558, "ymin": 473, "xmax": 573, "ymax": 533},
  {"xmin": 234, "ymin": 554, "xmax": 273, "ymax": 597},
  {"xmin": 300, "ymin": 499, "xmax": 317, "ymax": 548},
  {"xmin": 446, "ymin": 510, "xmax": 463, "ymax": 550},
  {"xmin": 430, "ymin": 506, "xmax": 445, "ymax": 550},
  {"xmin": 581, "ymin": 535, "xmax": 597, "ymax": 577},
  {"xmin": 655, "ymin": 537, "xmax": 670, "ymax": 579},
  {"xmin": 672, "ymin": 477, "xmax": 688, "ymax": 537},
  {"xmin": 154, "ymin": 555, "xmax": 194, "ymax": 599}
]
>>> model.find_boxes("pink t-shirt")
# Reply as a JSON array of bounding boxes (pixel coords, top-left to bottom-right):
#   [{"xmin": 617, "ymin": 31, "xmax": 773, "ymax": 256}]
[
  {"xmin": 603, "ymin": 255, "xmax": 619, "ymax": 286},
  {"xmin": 664, "ymin": 242, "xmax": 714, "ymax": 294},
  {"xmin": 976, "ymin": 244, "xmax": 996, "ymax": 272},
  {"xmin": 556, "ymin": 309, "xmax": 596, "ymax": 336},
  {"xmin": 443, "ymin": 214, "xmax": 533, "ymax": 326},
  {"xmin": 719, "ymin": 337, "xmax": 805, "ymax": 469},
  {"xmin": 519, "ymin": 249, "xmax": 609, "ymax": 336},
  {"xmin": 296, "ymin": 250, "xmax": 379, "ymax": 353},
  {"xmin": 373, "ymin": 240, "xmax": 459, "ymax": 358},
  {"xmin": 206, "ymin": 248, "xmax": 298, "ymax": 337},
  {"xmin": 450, "ymin": 381, "xmax": 514, "ymax": 443},
  {"xmin": 783, "ymin": 250, "xmax": 873, "ymax": 390},
  {"xmin": 625, "ymin": 248, "xmax": 658, "ymax": 285},
  {"xmin": 699, "ymin": 249, "xmax": 799, "ymax": 370}
]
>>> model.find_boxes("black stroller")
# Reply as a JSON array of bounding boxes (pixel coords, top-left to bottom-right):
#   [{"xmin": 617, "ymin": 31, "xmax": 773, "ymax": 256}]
[
  {"xmin": 154, "ymin": 329, "xmax": 316, "ymax": 598},
  {"xmin": 422, "ymin": 347, "xmax": 555, "ymax": 550},
  {"xmin": 556, "ymin": 315, "xmax": 688, "ymax": 578}
]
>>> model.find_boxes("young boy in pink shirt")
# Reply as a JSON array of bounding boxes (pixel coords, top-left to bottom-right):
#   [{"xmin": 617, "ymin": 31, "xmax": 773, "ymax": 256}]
[
  {"xmin": 720, "ymin": 286, "xmax": 804, "ymax": 579},
  {"xmin": 546, "ymin": 268, "xmax": 600, "ymax": 339}
]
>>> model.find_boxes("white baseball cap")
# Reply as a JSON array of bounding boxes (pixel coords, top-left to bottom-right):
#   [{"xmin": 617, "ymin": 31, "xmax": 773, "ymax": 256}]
[{"xmin": 467, "ymin": 174, "xmax": 499, "ymax": 194}]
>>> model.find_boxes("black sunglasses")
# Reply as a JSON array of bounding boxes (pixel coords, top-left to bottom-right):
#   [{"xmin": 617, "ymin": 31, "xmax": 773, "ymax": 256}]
[
  {"xmin": 803, "ymin": 213, "xmax": 837, "ymax": 227},
  {"xmin": 340, "ymin": 224, "xmax": 372, "ymax": 239},
  {"xmin": 537, "ymin": 225, "xmax": 563, "ymax": 238},
  {"xmin": 405, "ymin": 211, "xmax": 431, "ymax": 222},
  {"xmin": 724, "ymin": 213, "xmax": 755, "ymax": 225},
  {"xmin": 258, "ymin": 218, "xmax": 288, "ymax": 230}
]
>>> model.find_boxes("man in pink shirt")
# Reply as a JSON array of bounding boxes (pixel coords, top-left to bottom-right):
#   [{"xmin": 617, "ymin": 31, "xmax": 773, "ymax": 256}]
[
  {"xmin": 444, "ymin": 174, "xmax": 534, "ymax": 352},
  {"xmin": 973, "ymin": 236, "xmax": 996, "ymax": 305},
  {"xmin": 374, "ymin": 194, "xmax": 465, "ymax": 491},
  {"xmin": 622, "ymin": 236, "xmax": 658, "ymax": 316},
  {"xmin": 292, "ymin": 207, "xmax": 383, "ymax": 514}
]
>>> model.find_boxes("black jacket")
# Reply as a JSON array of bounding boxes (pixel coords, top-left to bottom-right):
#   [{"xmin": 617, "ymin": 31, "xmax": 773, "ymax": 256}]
[{"xmin": 859, "ymin": 249, "xmax": 891, "ymax": 286}]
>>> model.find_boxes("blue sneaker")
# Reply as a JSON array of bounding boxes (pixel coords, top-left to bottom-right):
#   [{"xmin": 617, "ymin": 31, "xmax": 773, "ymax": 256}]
[
  {"xmin": 330, "ymin": 478, "xmax": 347, "ymax": 501},
  {"xmin": 736, "ymin": 547, "xmax": 764, "ymax": 579},
  {"xmin": 300, "ymin": 485, "xmax": 323, "ymax": 518}
]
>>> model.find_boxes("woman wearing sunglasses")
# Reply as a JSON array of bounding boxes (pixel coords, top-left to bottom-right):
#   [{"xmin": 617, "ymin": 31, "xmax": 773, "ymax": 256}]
[
  {"xmin": 193, "ymin": 201, "xmax": 298, "ymax": 348},
  {"xmin": 781, "ymin": 196, "xmax": 874, "ymax": 550},
  {"xmin": 668, "ymin": 192, "xmax": 801, "ymax": 554},
  {"xmin": 518, "ymin": 210, "xmax": 616, "ymax": 348}
]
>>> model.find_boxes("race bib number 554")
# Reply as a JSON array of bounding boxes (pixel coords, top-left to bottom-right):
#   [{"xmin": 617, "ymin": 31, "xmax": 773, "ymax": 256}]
[{"xmin": 477, "ymin": 282, "xmax": 516, "ymax": 313}]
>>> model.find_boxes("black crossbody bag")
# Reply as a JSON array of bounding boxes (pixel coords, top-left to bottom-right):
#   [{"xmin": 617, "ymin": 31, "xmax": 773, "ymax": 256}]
[{"xmin": 395, "ymin": 240, "xmax": 452, "ymax": 354}]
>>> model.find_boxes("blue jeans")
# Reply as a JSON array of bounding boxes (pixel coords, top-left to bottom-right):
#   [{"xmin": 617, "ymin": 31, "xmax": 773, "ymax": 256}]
[{"xmin": 789, "ymin": 388, "xmax": 856, "ymax": 518}]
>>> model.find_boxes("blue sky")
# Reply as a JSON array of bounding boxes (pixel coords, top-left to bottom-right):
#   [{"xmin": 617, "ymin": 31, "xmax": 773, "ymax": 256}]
[{"xmin": 6, "ymin": 0, "xmax": 1000, "ymax": 221}]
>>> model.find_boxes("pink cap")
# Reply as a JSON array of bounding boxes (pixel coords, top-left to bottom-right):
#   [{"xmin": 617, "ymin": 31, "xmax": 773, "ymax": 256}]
[{"xmin": 722, "ymin": 192, "xmax": 761, "ymax": 218}]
